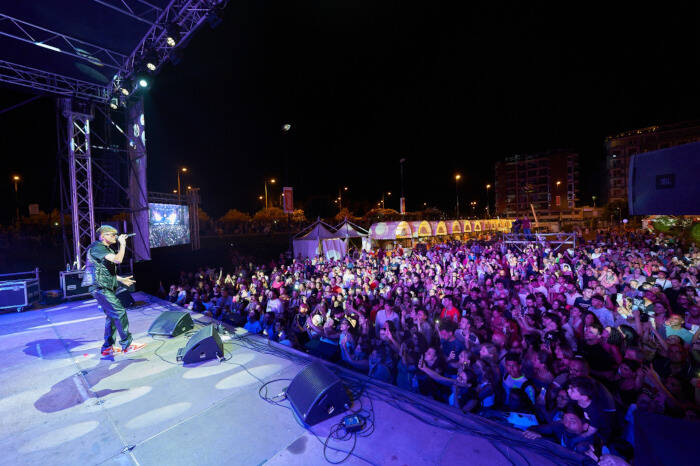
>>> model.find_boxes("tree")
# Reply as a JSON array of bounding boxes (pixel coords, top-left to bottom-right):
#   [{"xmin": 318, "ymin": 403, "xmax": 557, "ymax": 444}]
[
  {"xmin": 253, "ymin": 207, "xmax": 286, "ymax": 222},
  {"xmin": 362, "ymin": 208, "xmax": 402, "ymax": 223},
  {"xmin": 291, "ymin": 209, "xmax": 307, "ymax": 223},
  {"xmin": 334, "ymin": 208, "xmax": 354, "ymax": 223},
  {"xmin": 219, "ymin": 209, "xmax": 252, "ymax": 224},
  {"xmin": 604, "ymin": 200, "xmax": 628, "ymax": 223}
]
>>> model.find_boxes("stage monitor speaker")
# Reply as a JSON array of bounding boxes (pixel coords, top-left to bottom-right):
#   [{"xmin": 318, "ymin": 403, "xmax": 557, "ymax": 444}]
[
  {"xmin": 115, "ymin": 288, "xmax": 135, "ymax": 308},
  {"xmin": 286, "ymin": 362, "xmax": 349, "ymax": 426},
  {"xmin": 148, "ymin": 310, "xmax": 194, "ymax": 337},
  {"xmin": 177, "ymin": 325, "xmax": 223, "ymax": 364}
]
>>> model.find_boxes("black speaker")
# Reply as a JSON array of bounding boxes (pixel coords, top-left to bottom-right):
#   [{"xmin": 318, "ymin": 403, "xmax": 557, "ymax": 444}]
[
  {"xmin": 116, "ymin": 288, "xmax": 135, "ymax": 308},
  {"xmin": 286, "ymin": 362, "xmax": 349, "ymax": 426},
  {"xmin": 148, "ymin": 310, "xmax": 194, "ymax": 337},
  {"xmin": 177, "ymin": 325, "xmax": 223, "ymax": 364}
]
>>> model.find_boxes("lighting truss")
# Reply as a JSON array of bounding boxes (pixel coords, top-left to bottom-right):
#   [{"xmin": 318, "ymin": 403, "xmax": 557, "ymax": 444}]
[
  {"xmin": 0, "ymin": 14, "xmax": 127, "ymax": 69},
  {"xmin": 109, "ymin": 0, "xmax": 227, "ymax": 95},
  {"xmin": 0, "ymin": 0, "xmax": 226, "ymax": 102},
  {"xmin": 0, "ymin": 59, "xmax": 110, "ymax": 101},
  {"xmin": 62, "ymin": 99, "xmax": 97, "ymax": 268}
]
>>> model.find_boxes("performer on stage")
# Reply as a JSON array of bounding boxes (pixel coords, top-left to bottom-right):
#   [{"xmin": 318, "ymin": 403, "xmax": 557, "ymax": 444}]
[{"xmin": 83, "ymin": 225, "xmax": 144, "ymax": 356}]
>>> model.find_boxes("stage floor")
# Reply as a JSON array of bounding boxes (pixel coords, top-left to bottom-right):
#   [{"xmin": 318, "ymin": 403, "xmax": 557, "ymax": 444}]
[{"xmin": 0, "ymin": 294, "xmax": 585, "ymax": 466}]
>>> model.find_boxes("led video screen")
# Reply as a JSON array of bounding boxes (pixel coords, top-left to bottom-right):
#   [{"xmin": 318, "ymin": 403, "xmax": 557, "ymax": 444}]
[{"xmin": 148, "ymin": 203, "xmax": 190, "ymax": 248}]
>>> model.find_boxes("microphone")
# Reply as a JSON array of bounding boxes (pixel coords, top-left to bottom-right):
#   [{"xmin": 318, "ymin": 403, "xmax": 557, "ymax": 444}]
[{"xmin": 124, "ymin": 233, "xmax": 137, "ymax": 237}]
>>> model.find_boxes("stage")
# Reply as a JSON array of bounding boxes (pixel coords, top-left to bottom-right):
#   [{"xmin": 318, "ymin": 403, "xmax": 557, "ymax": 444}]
[{"xmin": 0, "ymin": 294, "xmax": 590, "ymax": 466}]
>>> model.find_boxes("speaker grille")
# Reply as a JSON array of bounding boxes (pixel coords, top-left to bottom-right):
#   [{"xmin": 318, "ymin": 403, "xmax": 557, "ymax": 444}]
[
  {"xmin": 287, "ymin": 362, "xmax": 344, "ymax": 421},
  {"xmin": 148, "ymin": 311, "xmax": 194, "ymax": 337}
]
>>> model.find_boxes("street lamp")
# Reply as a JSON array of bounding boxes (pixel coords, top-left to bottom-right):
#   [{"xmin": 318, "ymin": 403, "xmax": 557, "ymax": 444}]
[
  {"xmin": 399, "ymin": 158, "xmax": 406, "ymax": 214},
  {"xmin": 338, "ymin": 186, "xmax": 348, "ymax": 209},
  {"xmin": 485, "ymin": 184, "xmax": 491, "ymax": 218},
  {"xmin": 470, "ymin": 200, "xmax": 477, "ymax": 218},
  {"xmin": 556, "ymin": 180, "xmax": 563, "ymax": 224},
  {"xmin": 455, "ymin": 174, "xmax": 461, "ymax": 218},
  {"xmin": 264, "ymin": 178, "xmax": 276, "ymax": 209},
  {"xmin": 381, "ymin": 191, "xmax": 391, "ymax": 209},
  {"xmin": 592, "ymin": 195, "xmax": 597, "ymax": 208},
  {"xmin": 177, "ymin": 167, "xmax": 188, "ymax": 201},
  {"xmin": 11, "ymin": 175, "xmax": 20, "ymax": 223}
]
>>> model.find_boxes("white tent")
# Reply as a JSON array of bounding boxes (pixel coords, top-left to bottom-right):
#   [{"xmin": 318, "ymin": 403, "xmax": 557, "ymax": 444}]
[
  {"xmin": 334, "ymin": 218, "xmax": 372, "ymax": 251},
  {"xmin": 292, "ymin": 218, "xmax": 345, "ymax": 260}
]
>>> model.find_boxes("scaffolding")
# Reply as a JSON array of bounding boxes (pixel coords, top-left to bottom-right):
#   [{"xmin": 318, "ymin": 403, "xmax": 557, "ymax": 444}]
[{"xmin": 503, "ymin": 232, "xmax": 577, "ymax": 253}]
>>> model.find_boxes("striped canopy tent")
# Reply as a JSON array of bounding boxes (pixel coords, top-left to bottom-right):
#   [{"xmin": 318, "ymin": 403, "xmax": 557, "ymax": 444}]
[
  {"xmin": 430, "ymin": 221, "xmax": 448, "ymax": 236},
  {"xmin": 462, "ymin": 220, "xmax": 473, "ymax": 233},
  {"xmin": 369, "ymin": 221, "xmax": 413, "ymax": 240},
  {"xmin": 446, "ymin": 220, "xmax": 462, "ymax": 235},
  {"xmin": 293, "ymin": 218, "xmax": 343, "ymax": 260},
  {"xmin": 409, "ymin": 221, "xmax": 432, "ymax": 237},
  {"xmin": 335, "ymin": 218, "xmax": 371, "ymax": 251}
]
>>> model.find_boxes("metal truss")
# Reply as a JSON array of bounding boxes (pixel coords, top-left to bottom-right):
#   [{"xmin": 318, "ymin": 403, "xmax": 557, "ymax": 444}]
[
  {"xmin": 0, "ymin": 59, "xmax": 109, "ymax": 101},
  {"xmin": 62, "ymin": 99, "xmax": 97, "ymax": 268},
  {"xmin": 0, "ymin": 1, "xmax": 226, "ymax": 101},
  {"xmin": 0, "ymin": 14, "xmax": 127, "ymax": 69},
  {"xmin": 503, "ymin": 232, "xmax": 577, "ymax": 253},
  {"xmin": 110, "ymin": 0, "xmax": 227, "ymax": 95}
]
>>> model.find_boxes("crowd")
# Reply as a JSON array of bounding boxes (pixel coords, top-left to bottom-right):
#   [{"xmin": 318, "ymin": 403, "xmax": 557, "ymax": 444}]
[{"xmin": 161, "ymin": 228, "xmax": 700, "ymax": 463}]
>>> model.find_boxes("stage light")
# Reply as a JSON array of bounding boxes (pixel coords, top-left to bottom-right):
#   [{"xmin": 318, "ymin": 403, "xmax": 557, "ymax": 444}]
[
  {"xmin": 139, "ymin": 78, "xmax": 149, "ymax": 88},
  {"xmin": 121, "ymin": 87, "xmax": 130, "ymax": 96},
  {"xmin": 166, "ymin": 23, "xmax": 182, "ymax": 47},
  {"xmin": 144, "ymin": 51, "xmax": 159, "ymax": 72},
  {"xmin": 109, "ymin": 97, "xmax": 118, "ymax": 110}
]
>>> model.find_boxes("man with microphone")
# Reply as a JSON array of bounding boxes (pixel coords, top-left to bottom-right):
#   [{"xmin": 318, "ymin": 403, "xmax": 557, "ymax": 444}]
[{"xmin": 83, "ymin": 225, "xmax": 144, "ymax": 356}]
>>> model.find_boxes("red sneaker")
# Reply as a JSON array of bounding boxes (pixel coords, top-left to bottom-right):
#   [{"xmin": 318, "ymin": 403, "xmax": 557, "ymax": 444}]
[
  {"xmin": 123, "ymin": 343, "xmax": 146, "ymax": 354},
  {"xmin": 101, "ymin": 347, "xmax": 123, "ymax": 356}
]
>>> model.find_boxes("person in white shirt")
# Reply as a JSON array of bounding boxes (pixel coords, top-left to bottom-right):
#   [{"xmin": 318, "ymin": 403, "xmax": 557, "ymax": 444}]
[{"xmin": 266, "ymin": 289, "xmax": 284, "ymax": 316}]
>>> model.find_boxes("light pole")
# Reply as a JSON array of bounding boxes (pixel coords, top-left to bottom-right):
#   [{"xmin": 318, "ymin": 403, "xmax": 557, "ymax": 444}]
[
  {"xmin": 12, "ymin": 175, "xmax": 20, "ymax": 223},
  {"xmin": 454, "ymin": 174, "xmax": 461, "ymax": 218},
  {"xmin": 381, "ymin": 191, "xmax": 391, "ymax": 209},
  {"xmin": 264, "ymin": 178, "xmax": 276, "ymax": 209},
  {"xmin": 556, "ymin": 180, "xmax": 562, "ymax": 224},
  {"xmin": 592, "ymin": 195, "xmax": 597, "ymax": 208},
  {"xmin": 470, "ymin": 201, "xmax": 477, "ymax": 218},
  {"xmin": 338, "ymin": 186, "xmax": 348, "ymax": 210},
  {"xmin": 177, "ymin": 167, "xmax": 188, "ymax": 201},
  {"xmin": 400, "ymin": 158, "xmax": 406, "ymax": 214},
  {"xmin": 485, "ymin": 183, "xmax": 491, "ymax": 218}
]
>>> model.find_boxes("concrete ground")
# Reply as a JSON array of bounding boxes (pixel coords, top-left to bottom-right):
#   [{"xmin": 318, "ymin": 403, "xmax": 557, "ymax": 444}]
[{"xmin": 0, "ymin": 294, "xmax": 585, "ymax": 466}]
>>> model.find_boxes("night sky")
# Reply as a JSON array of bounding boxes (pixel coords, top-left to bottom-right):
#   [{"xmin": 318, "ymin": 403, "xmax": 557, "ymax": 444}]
[{"xmin": 1, "ymin": 1, "xmax": 698, "ymax": 224}]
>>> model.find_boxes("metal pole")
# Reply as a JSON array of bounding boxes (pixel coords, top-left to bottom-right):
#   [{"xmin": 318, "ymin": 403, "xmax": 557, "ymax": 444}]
[
  {"xmin": 264, "ymin": 181, "xmax": 268, "ymax": 209},
  {"xmin": 177, "ymin": 170, "xmax": 181, "ymax": 202},
  {"xmin": 455, "ymin": 180, "xmax": 460, "ymax": 218}
]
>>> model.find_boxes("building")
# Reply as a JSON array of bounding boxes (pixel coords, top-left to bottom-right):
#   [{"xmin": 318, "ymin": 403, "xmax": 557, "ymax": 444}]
[
  {"xmin": 495, "ymin": 150, "xmax": 579, "ymax": 219},
  {"xmin": 606, "ymin": 120, "xmax": 700, "ymax": 202}
]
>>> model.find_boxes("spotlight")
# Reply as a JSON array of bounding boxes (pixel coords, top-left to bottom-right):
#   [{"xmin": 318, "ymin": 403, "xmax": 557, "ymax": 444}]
[
  {"xmin": 144, "ymin": 51, "xmax": 159, "ymax": 72},
  {"xmin": 139, "ymin": 78, "xmax": 149, "ymax": 88},
  {"xmin": 121, "ymin": 77, "xmax": 133, "ymax": 95},
  {"xmin": 166, "ymin": 23, "xmax": 182, "ymax": 47},
  {"xmin": 109, "ymin": 97, "xmax": 118, "ymax": 110}
]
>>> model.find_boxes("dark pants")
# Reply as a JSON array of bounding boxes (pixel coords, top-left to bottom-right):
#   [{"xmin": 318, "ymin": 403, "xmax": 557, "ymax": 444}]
[{"xmin": 93, "ymin": 288, "xmax": 132, "ymax": 351}]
